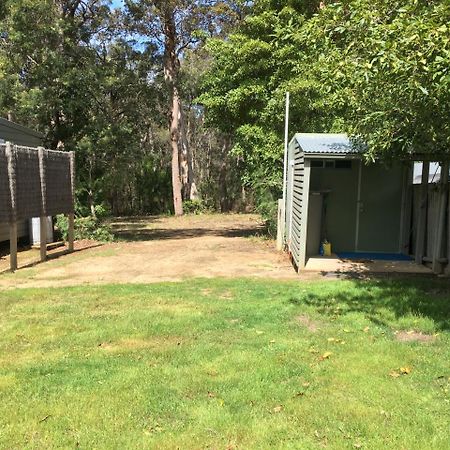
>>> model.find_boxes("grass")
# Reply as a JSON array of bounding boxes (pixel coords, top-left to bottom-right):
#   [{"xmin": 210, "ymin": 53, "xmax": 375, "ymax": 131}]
[{"xmin": 0, "ymin": 277, "xmax": 449, "ymax": 449}]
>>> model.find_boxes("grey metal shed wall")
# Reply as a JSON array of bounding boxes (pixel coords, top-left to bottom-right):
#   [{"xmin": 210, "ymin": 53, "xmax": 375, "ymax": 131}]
[
  {"xmin": 286, "ymin": 141, "xmax": 305, "ymax": 267},
  {"xmin": 0, "ymin": 120, "xmax": 43, "ymax": 147}
]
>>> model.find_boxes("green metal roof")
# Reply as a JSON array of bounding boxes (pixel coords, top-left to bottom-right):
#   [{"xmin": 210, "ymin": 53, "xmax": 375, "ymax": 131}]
[{"xmin": 291, "ymin": 133, "xmax": 360, "ymax": 156}]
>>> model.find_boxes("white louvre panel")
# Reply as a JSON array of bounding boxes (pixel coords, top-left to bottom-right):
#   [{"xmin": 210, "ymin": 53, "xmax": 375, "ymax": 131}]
[{"xmin": 286, "ymin": 142, "xmax": 305, "ymax": 267}]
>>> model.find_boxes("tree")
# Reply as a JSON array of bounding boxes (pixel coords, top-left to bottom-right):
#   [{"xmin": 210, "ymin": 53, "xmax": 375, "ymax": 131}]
[
  {"xmin": 302, "ymin": 0, "xmax": 450, "ymax": 160},
  {"xmin": 124, "ymin": 0, "xmax": 248, "ymax": 215}
]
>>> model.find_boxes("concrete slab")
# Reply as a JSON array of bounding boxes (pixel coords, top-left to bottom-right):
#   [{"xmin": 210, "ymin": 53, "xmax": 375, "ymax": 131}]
[{"xmin": 304, "ymin": 255, "xmax": 432, "ymax": 275}]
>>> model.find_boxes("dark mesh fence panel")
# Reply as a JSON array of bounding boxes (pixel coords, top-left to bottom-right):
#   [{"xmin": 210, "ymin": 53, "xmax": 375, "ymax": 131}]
[
  {"xmin": 1, "ymin": 145, "xmax": 73, "ymax": 223},
  {"xmin": 0, "ymin": 145, "xmax": 11, "ymax": 222},
  {"xmin": 15, "ymin": 147, "xmax": 42, "ymax": 220},
  {"xmin": 45, "ymin": 150, "xmax": 73, "ymax": 216}
]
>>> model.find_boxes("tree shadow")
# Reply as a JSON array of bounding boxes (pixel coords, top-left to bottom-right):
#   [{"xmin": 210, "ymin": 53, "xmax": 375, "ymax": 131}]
[
  {"xmin": 113, "ymin": 226, "xmax": 268, "ymax": 241},
  {"xmin": 289, "ymin": 277, "xmax": 450, "ymax": 331}
]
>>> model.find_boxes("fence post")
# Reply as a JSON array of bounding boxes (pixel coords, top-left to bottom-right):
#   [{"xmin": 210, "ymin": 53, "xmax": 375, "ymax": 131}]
[
  {"xmin": 6, "ymin": 142, "xmax": 17, "ymax": 271},
  {"xmin": 415, "ymin": 161, "xmax": 429, "ymax": 264},
  {"xmin": 432, "ymin": 162, "xmax": 449, "ymax": 274},
  {"xmin": 38, "ymin": 147, "xmax": 47, "ymax": 262},
  {"xmin": 68, "ymin": 151, "xmax": 75, "ymax": 252}
]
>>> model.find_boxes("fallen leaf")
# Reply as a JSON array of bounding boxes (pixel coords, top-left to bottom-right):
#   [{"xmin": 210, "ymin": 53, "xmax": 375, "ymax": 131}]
[
  {"xmin": 354, "ymin": 442, "xmax": 362, "ymax": 449},
  {"xmin": 343, "ymin": 328, "xmax": 350, "ymax": 333},
  {"xmin": 302, "ymin": 382, "xmax": 311, "ymax": 387},
  {"xmin": 256, "ymin": 330, "xmax": 264, "ymax": 335},
  {"xmin": 273, "ymin": 405, "xmax": 283, "ymax": 413},
  {"xmin": 389, "ymin": 370, "xmax": 400, "ymax": 378},
  {"xmin": 207, "ymin": 391, "xmax": 215, "ymax": 398},
  {"xmin": 400, "ymin": 367, "xmax": 412, "ymax": 375},
  {"xmin": 293, "ymin": 391, "xmax": 304, "ymax": 398},
  {"xmin": 327, "ymin": 337, "xmax": 336, "ymax": 342},
  {"xmin": 269, "ymin": 340, "xmax": 276, "ymax": 344},
  {"xmin": 363, "ymin": 327, "xmax": 370, "ymax": 333},
  {"xmin": 320, "ymin": 351, "xmax": 333, "ymax": 360}
]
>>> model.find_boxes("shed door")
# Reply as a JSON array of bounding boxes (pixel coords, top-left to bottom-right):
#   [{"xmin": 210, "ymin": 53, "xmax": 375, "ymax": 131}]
[{"xmin": 357, "ymin": 164, "xmax": 403, "ymax": 253}]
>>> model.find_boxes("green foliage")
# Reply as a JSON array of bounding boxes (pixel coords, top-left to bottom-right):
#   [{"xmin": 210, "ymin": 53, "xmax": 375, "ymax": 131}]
[
  {"xmin": 56, "ymin": 214, "xmax": 114, "ymax": 243},
  {"xmin": 182, "ymin": 199, "xmax": 212, "ymax": 215},
  {"xmin": 200, "ymin": 0, "xmax": 450, "ymax": 216},
  {"xmin": 302, "ymin": 0, "xmax": 450, "ymax": 160}
]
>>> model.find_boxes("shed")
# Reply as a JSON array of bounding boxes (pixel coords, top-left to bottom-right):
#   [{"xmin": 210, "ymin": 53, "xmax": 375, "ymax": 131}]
[
  {"xmin": 0, "ymin": 118, "xmax": 45, "ymax": 243},
  {"xmin": 0, "ymin": 117, "xmax": 44, "ymax": 147},
  {"xmin": 283, "ymin": 133, "xmax": 448, "ymax": 271}
]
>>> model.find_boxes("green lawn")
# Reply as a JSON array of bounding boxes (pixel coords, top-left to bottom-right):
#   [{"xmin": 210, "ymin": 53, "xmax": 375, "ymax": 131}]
[{"xmin": 0, "ymin": 278, "xmax": 449, "ymax": 449}]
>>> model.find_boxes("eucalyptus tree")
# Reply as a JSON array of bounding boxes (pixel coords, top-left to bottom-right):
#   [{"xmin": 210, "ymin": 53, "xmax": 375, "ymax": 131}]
[{"xmin": 124, "ymin": 0, "xmax": 248, "ymax": 215}]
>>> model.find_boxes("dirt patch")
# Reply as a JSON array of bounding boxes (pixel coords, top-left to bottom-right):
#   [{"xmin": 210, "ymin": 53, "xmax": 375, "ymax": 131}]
[
  {"xmin": 0, "ymin": 214, "xmax": 303, "ymax": 289},
  {"xmin": 394, "ymin": 330, "xmax": 436, "ymax": 343},
  {"xmin": 97, "ymin": 336, "xmax": 184, "ymax": 352},
  {"xmin": 219, "ymin": 290, "xmax": 234, "ymax": 300},
  {"xmin": 295, "ymin": 314, "xmax": 321, "ymax": 332}
]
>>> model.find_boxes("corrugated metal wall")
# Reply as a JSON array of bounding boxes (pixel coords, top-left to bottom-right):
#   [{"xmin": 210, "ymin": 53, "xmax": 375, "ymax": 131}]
[{"xmin": 286, "ymin": 141, "xmax": 305, "ymax": 267}]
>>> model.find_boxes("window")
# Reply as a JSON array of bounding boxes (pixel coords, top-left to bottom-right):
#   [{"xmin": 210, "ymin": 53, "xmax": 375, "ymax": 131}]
[{"xmin": 311, "ymin": 159, "xmax": 352, "ymax": 169}]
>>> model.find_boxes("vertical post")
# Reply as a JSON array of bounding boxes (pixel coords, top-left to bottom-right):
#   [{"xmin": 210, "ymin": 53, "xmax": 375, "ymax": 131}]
[
  {"xmin": 6, "ymin": 142, "xmax": 17, "ymax": 271},
  {"xmin": 415, "ymin": 161, "xmax": 429, "ymax": 264},
  {"xmin": 281, "ymin": 92, "xmax": 290, "ymax": 246},
  {"xmin": 399, "ymin": 162, "xmax": 413, "ymax": 254},
  {"xmin": 38, "ymin": 147, "xmax": 47, "ymax": 262},
  {"xmin": 68, "ymin": 151, "xmax": 75, "ymax": 252},
  {"xmin": 298, "ymin": 159, "xmax": 311, "ymax": 270},
  {"xmin": 354, "ymin": 159, "xmax": 363, "ymax": 251},
  {"xmin": 432, "ymin": 162, "xmax": 449, "ymax": 274}
]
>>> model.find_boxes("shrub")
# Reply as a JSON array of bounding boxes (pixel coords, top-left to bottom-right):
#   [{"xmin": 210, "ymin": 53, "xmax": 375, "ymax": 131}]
[
  {"xmin": 183, "ymin": 199, "xmax": 212, "ymax": 215},
  {"xmin": 55, "ymin": 214, "xmax": 114, "ymax": 243}
]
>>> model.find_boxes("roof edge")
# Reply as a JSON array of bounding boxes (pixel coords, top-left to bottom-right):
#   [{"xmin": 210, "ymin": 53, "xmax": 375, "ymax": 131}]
[{"xmin": 0, "ymin": 117, "xmax": 44, "ymax": 139}]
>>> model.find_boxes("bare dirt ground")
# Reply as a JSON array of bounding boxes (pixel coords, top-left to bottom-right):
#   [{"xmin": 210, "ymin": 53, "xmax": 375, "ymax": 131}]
[{"xmin": 0, "ymin": 214, "xmax": 300, "ymax": 289}]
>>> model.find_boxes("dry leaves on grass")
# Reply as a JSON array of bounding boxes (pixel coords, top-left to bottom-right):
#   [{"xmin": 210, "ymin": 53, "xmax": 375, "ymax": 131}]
[
  {"xmin": 390, "ymin": 367, "xmax": 412, "ymax": 378},
  {"xmin": 319, "ymin": 351, "xmax": 333, "ymax": 361}
]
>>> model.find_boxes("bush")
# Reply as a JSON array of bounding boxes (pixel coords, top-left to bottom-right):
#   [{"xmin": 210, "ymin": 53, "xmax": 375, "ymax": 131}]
[
  {"xmin": 183, "ymin": 199, "xmax": 212, "ymax": 215},
  {"xmin": 55, "ymin": 215, "xmax": 114, "ymax": 243}
]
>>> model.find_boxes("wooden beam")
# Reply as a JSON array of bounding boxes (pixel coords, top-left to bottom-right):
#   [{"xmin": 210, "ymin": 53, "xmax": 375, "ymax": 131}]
[
  {"xmin": 432, "ymin": 162, "xmax": 449, "ymax": 274},
  {"xmin": 68, "ymin": 151, "xmax": 75, "ymax": 253},
  {"xmin": 6, "ymin": 142, "xmax": 17, "ymax": 271},
  {"xmin": 38, "ymin": 147, "xmax": 47, "ymax": 262},
  {"xmin": 415, "ymin": 162, "xmax": 429, "ymax": 264},
  {"xmin": 68, "ymin": 213, "xmax": 75, "ymax": 252}
]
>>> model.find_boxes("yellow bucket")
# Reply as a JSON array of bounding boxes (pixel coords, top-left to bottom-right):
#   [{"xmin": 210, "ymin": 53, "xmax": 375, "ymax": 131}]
[{"xmin": 323, "ymin": 241, "xmax": 332, "ymax": 256}]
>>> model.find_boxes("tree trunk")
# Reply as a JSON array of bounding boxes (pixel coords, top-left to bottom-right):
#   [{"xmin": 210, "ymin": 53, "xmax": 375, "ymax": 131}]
[
  {"xmin": 170, "ymin": 84, "xmax": 183, "ymax": 215},
  {"xmin": 163, "ymin": 8, "xmax": 183, "ymax": 216},
  {"xmin": 180, "ymin": 106, "xmax": 198, "ymax": 200}
]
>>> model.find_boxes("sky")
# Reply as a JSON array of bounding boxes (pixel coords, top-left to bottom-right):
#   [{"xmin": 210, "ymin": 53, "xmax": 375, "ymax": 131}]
[{"xmin": 110, "ymin": 0, "xmax": 124, "ymax": 9}]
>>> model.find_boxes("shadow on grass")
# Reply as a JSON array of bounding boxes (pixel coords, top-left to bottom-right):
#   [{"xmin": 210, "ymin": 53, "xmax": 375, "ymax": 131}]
[{"xmin": 289, "ymin": 277, "xmax": 450, "ymax": 331}]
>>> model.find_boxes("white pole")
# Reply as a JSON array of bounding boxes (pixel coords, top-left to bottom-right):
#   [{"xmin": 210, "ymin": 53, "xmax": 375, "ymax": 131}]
[{"xmin": 280, "ymin": 92, "xmax": 290, "ymax": 248}]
